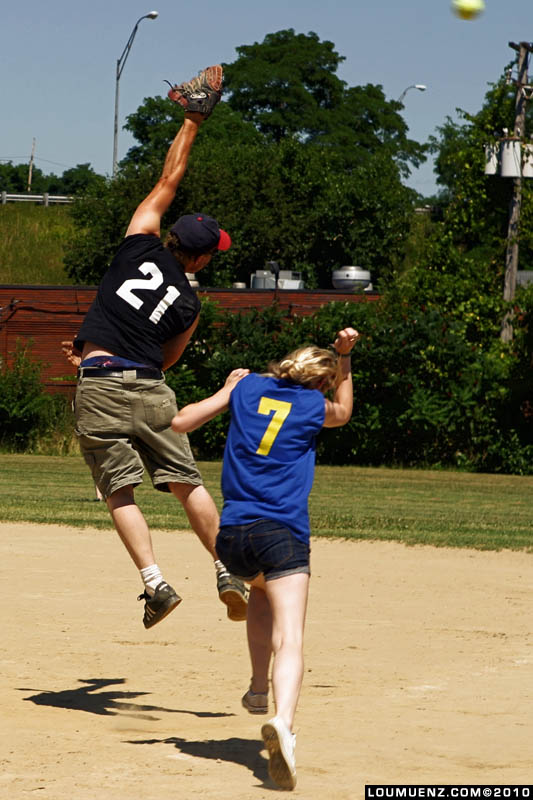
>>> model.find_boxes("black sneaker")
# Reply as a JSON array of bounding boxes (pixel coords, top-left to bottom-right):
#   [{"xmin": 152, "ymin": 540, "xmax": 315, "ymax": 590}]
[
  {"xmin": 217, "ymin": 571, "xmax": 248, "ymax": 621},
  {"xmin": 137, "ymin": 581, "xmax": 182, "ymax": 629}
]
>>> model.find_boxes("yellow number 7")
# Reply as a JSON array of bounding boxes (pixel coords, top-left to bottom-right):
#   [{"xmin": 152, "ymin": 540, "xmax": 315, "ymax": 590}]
[{"xmin": 256, "ymin": 397, "xmax": 293, "ymax": 456}]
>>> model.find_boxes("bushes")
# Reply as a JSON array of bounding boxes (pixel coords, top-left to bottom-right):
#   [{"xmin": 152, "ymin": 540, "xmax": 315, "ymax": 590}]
[
  {"xmin": 167, "ymin": 300, "xmax": 312, "ymax": 457},
  {"xmin": 0, "ymin": 342, "xmax": 75, "ymax": 454},
  {"xmin": 164, "ymin": 297, "xmax": 527, "ymax": 472},
  {"xmin": 321, "ymin": 304, "xmax": 510, "ymax": 469},
  {"xmin": 5, "ymin": 295, "xmax": 533, "ymax": 472}
]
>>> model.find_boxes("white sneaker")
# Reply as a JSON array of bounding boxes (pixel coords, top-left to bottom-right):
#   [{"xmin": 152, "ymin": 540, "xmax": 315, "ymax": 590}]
[{"xmin": 261, "ymin": 716, "xmax": 297, "ymax": 790}]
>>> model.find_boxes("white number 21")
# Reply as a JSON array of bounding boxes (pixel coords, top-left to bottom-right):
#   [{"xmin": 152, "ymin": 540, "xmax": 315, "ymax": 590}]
[{"xmin": 116, "ymin": 262, "xmax": 180, "ymax": 324}]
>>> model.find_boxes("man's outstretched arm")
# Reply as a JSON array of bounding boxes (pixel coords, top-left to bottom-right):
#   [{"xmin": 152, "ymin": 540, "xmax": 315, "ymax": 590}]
[
  {"xmin": 125, "ymin": 64, "xmax": 223, "ymax": 239},
  {"xmin": 126, "ymin": 113, "xmax": 204, "ymax": 238}
]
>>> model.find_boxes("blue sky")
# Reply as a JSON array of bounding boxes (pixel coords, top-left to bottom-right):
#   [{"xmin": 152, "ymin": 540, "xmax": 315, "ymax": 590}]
[{"xmin": 1, "ymin": 0, "xmax": 530, "ymax": 195}]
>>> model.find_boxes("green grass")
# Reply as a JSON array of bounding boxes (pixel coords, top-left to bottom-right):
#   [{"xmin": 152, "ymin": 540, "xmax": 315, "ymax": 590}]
[
  {"xmin": 0, "ymin": 204, "xmax": 75, "ymax": 284},
  {"xmin": 308, "ymin": 465, "xmax": 533, "ymax": 550},
  {"xmin": 0, "ymin": 454, "xmax": 532, "ymax": 551}
]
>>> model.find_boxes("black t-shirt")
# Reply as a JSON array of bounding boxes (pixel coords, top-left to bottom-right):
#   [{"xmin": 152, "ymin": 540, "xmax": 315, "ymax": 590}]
[{"xmin": 75, "ymin": 234, "xmax": 201, "ymax": 368}]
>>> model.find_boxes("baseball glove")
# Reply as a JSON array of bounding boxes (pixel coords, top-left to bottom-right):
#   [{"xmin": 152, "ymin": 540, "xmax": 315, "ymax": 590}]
[{"xmin": 165, "ymin": 64, "xmax": 223, "ymax": 118}]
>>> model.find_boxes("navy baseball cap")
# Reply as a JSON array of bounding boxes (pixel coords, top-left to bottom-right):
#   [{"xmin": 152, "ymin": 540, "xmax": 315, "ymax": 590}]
[{"xmin": 170, "ymin": 213, "xmax": 231, "ymax": 253}]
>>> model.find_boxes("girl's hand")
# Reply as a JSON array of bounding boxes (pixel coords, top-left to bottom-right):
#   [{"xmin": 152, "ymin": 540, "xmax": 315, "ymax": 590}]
[
  {"xmin": 334, "ymin": 327, "xmax": 360, "ymax": 356},
  {"xmin": 224, "ymin": 368, "xmax": 250, "ymax": 389}
]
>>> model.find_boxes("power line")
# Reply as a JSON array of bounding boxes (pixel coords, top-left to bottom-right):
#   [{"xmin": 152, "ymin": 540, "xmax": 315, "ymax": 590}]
[
  {"xmin": 32, "ymin": 156, "xmax": 75, "ymax": 169},
  {"xmin": 0, "ymin": 155, "xmax": 77, "ymax": 169}
]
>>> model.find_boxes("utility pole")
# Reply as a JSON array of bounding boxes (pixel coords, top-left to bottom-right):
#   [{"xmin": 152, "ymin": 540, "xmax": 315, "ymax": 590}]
[
  {"xmin": 501, "ymin": 41, "xmax": 533, "ymax": 342},
  {"xmin": 27, "ymin": 138, "xmax": 36, "ymax": 193}
]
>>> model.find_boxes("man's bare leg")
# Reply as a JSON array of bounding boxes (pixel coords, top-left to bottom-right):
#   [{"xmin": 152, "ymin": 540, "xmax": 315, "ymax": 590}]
[
  {"xmin": 169, "ymin": 482, "xmax": 248, "ymax": 621},
  {"xmin": 107, "ymin": 485, "xmax": 181, "ymax": 628},
  {"xmin": 169, "ymin": 482, "xmax": 219, "ymax": 557},
  {"xmin": 107, "ymin": 485, "xmax": 156, "ymax": 568}
]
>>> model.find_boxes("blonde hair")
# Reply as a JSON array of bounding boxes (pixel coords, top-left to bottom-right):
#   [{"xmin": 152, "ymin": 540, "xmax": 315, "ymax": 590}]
[{"xmin": 266, "ymin": 346, "xmax": 339, "ymax": 393}]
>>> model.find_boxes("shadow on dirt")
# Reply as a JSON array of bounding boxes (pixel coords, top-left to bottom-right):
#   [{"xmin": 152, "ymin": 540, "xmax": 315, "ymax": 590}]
[
  {"xmin": 127, "ymin": 734, "xmax": 271, "ymax": 786},
  {"xmin": 18, "ymin": 677, "xmax": 235, "ymax": 721}
]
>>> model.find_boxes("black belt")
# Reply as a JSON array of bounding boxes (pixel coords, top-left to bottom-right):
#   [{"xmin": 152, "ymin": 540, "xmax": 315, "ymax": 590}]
[{"xmin": 78, "ymin": 367, "xmax": 163, "ymax": 379}]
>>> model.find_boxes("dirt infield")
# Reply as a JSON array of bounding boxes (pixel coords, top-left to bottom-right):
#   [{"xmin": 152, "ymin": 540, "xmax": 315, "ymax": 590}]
[{"xmin": 1, "ymin": 522, "xmax": 532, "ymax": 799}]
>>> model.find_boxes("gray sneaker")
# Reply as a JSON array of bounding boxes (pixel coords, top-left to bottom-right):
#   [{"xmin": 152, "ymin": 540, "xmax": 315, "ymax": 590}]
[
  {"xmin": 261, "ymin": 716, "xmax": 297, "ymax": 790},
  {"xmin": 137, "ymin": 581, "xmax": 182, "ymax": 629},
  {"xmin": 217, "ymin": 571, "xmax": 248, "ymax": 621},
  {"xmin": 242, "ymin": 687, "xmax": 269, "ymax": 715}
]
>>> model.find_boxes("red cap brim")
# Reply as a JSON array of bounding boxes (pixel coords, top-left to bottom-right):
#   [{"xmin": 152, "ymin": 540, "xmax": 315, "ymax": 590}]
[{"xmin": 218, "ymin": 229, "xmax": 231, "ymax": 251}]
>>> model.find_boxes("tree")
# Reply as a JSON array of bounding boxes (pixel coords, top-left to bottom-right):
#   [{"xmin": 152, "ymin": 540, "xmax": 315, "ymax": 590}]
[
  {"xmin": 223, "ymin": 29, "xmax": 427, "ymax": 176},
  {"xmin": 53, "ymin": 163, "xmax": 106, "ymax": 196},
  {"xmin": 327, "ymin": 84, "xmax": 427, "ymax": 177},
  {"xmin": 64, "ymin": 168, "xmax": 153, "ymax": 284},
  {"xmin": 186, "ymin": 136, "xmax": 414, "ymax": 288},
  {"xmin": 0, "ymin": 161, "xmax": 48, "ymax": 193},
  {"xmin": 428, "ymin": 71, "xmax": 533, "ymax": 266},
  {"xmin": 0, "ymin": 161, "xmax": 105, "ymax": 197},
  {"xmin": 123, "ymin": 98, "xmax": 262, "ymax": 167},
  {"xmin": 66, "ymin": 130, "xmax": 413, "ymax": 288},
  {"xmin": 64, "ymin": 30, "xmax": 424, "ymax": 287},
  {"xmin": 223, "ymin": 29, "xmax": 346, "ymax": 142}
]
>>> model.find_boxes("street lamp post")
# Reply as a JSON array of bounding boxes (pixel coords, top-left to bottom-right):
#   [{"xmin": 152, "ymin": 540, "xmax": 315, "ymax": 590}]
[
  {"xmin": 397, "ymin": 84, "xmax": 427, "ymax": 104},
  {"xmin": 112, "ymin": 11, "xmax": 158, "ymax": 177}
]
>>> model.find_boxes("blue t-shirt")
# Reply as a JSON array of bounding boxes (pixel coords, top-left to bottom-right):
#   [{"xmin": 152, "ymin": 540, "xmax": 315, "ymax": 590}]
[{"xmin": 220, "ymin": 373, "xmax": 325, "ymax": 544}]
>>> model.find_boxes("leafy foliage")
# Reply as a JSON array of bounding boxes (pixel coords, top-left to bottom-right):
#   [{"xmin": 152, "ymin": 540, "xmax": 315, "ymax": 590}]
[
  {"xmin": 63, "ymin": 28, "xmax": 424, "ymax": 287},
  {"xmin": 63, "ymin": 170, "xmax": 152, "ymax": 284},
  {"xmin": 223, "ymin": 29, "xmax": 346, "ymax": 142},
  {"xmin": 0, "ymin": 161, "xmax": 105, "ymax": 196},
  {"xmin": 223, "ymin": 29, "xmax": 427, "ymax": 175},
  {"xmin": 66, "ymin": 112, "xmax": 415, "ymax": 287},
  {"xmin": 49, "ymin": 164, "xmax": 106, "ymax": 196},
  {"xmin": 123, "ymin": 99, "xmax": 263, "ymax": 166},
  {"xmin": 428, "ymin": 73, "xmax": 533, "ymax": 269},
  {"xmin": 0, "ymin": 341, "xmax": 73, "ymax": 452},
  {"xmin": 0, "ymin": 341, "xmax": 48, "ymax": 449},
  {"xmin": 160, "ymin": 297, "xmax": 527, "ymax": 473},
  {"xmin": 0, "ymin": 162, "xmax": 48, "ymax": 193},
  {"xmin": 173, "ymin": 136, "xmax": 414, "ymax": 289}
]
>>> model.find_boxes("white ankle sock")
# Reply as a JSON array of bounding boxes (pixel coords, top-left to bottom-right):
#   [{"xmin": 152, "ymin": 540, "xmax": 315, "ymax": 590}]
[{"xmin": 140, "ymin": 564, "xmax": 163, "ymax": 596}]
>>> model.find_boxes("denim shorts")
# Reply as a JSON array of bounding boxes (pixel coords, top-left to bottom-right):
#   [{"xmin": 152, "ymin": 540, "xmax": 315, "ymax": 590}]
[{"xmin": 216, "ymin": 519, "xmax": 310, "ymax": 582}]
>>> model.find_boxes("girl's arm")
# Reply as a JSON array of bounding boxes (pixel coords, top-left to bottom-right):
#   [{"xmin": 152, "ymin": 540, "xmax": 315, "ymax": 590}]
[
  {"xmin": 323, "ymin": 327, "xmax": 360, "ymax": 428},
  {"xmin": 171, "ymin": 369, "xmax": 249, "ymax": 433}
]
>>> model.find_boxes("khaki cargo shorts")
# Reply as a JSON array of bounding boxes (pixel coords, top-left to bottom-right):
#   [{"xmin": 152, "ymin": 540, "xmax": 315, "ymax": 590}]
[{"xmin": 74, "ymin": 373, "xmax": 203, "ymax": 499}]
